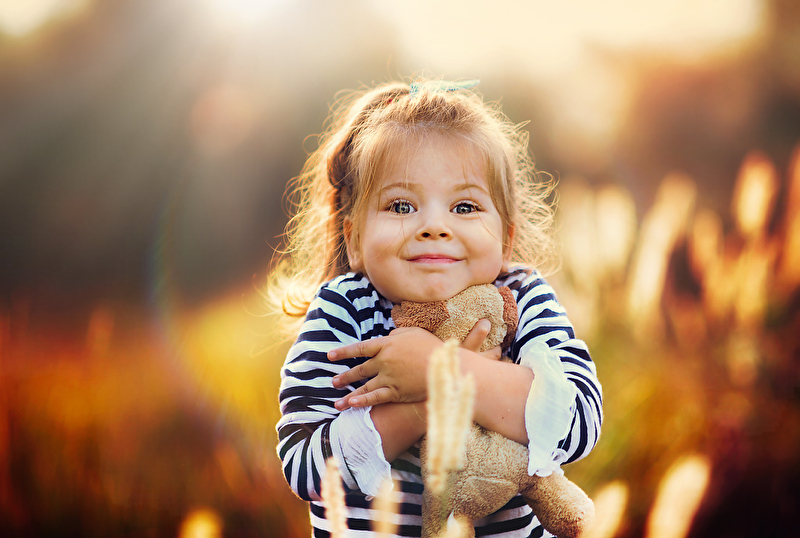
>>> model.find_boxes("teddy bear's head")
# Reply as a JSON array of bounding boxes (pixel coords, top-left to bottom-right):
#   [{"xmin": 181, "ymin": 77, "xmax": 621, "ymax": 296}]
[{"xmin": 391, "ymin": 284, "xmax": 518, "ymax": 352}]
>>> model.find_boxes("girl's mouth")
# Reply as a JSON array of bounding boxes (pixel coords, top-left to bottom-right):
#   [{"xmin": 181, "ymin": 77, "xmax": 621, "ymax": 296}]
[{"xmin": 409, "ymin": 255, "xmax": 458, "ymax": 264}]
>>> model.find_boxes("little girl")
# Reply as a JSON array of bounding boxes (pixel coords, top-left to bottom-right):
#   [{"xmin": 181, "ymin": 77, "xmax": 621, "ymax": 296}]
[{"xmin": 271, "ymin": 79, "xmax": 602, "ymax": 537}]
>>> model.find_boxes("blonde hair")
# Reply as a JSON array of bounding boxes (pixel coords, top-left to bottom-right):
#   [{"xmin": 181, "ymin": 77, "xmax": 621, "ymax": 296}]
[{"xmin": 267, "ymin": 78, "xmax": 555, "ymax": 334}]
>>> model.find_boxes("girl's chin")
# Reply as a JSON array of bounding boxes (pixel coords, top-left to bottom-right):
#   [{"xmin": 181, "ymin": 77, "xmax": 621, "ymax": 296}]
[
  {"xmin": 404, "ymin": 286, "xmax": 463, "ymax": 303},
  {"xmin": 376, "ymin": 277, "xmax": 474, "ymax": 303}
]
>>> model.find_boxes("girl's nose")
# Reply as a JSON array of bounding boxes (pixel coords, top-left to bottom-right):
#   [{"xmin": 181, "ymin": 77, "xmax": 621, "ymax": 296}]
[
  {"xmin": 420, "ymin": 229, "xmax": 449, "ymax": 238},
  {"xmin": 417, "ymin": 208, "xmax": 451, "ymax": 239}
]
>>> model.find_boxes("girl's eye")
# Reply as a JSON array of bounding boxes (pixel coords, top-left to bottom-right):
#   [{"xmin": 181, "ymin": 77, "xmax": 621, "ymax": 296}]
[
  {"xmin": 388, "ymin": 199, "xmax": 415, "ymax": 214},
  {"xmin": 453, "ymin": 201, "xmax": 479, "ymax": 215}
]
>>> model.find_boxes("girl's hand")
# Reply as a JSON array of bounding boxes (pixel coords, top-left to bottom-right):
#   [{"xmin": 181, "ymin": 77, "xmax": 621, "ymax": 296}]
[
  {"xmin": 329, "ymin": 327, "xmax": 440, "ymax": 410},
  {"xmin": 329, "ymin": 320, "xmax": 496, "ymax": 410}
]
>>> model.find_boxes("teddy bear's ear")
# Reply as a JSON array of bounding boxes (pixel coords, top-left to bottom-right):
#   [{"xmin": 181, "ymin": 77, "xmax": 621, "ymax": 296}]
[
  {"xmin": 392, "ymin": 300, "xmax": 449, "ymax": 333},
  {"xmin": 498, "ymin": 286, "xmax": 518, "ymax": 350}
]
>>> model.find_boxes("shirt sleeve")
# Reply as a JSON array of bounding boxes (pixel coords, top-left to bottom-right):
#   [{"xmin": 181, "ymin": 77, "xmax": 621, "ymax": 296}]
[
  {"xmin": 275, "ymin": 279, "xmax": 393, "ymax": 501},
  {"xmin": 505, "ymin": 269, "xmax": 603, "ymax": 476},
  {"xmin": 330, "ymin": 406, "xmax": 392, "ymax": 497}
]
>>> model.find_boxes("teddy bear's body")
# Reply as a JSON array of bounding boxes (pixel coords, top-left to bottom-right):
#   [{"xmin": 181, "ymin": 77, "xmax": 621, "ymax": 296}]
[{"xmin": 392, "ymin": 284, "xmax": 595, "ymax": 538}]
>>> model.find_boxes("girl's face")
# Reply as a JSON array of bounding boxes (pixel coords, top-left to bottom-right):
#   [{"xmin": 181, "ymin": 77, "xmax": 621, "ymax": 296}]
[{"xmin": 345, "ymin": 135, "xmax": 512, "ymax": 304}]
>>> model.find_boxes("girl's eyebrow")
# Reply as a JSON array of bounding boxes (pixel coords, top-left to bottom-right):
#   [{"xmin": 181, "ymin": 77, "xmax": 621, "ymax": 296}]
[
  {"xmin": 377, "ymin": 181, "xmax": 415, "ymax": 194},
  {"xmin": 377, "ymin": 181, "xmax": 490, "ymax": 196},
  {"xmin": 454, "ymin": 182, "xmax": 490, "ymax": 195}
]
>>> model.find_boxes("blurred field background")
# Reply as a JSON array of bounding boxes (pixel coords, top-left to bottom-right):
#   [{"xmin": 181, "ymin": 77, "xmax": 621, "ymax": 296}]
[{"xmin": 1, "ymin": 0, "xmax": 799, "ymax": 536}]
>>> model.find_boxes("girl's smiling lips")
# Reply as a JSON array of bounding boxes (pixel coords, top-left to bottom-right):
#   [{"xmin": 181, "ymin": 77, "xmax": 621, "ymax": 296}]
[{"xmin": 408, "ymin": 254, "xmax": 460, "ymax": 264}]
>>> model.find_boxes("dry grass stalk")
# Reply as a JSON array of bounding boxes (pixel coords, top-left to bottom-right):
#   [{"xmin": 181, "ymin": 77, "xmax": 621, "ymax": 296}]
[
  {"xmin": 688, "ymin": 208, "xmax": 722, "ymax": 286},
  {"xmin": 322, "ymin": 457, "xmax": 348, "ymax": 538},
  {"xmin": 438, "ymin": 514, "xmax": 469, "ymax": 538},
  {"xmin": 555, "ymin": 181, "xmax": 637, "ymax": 337},
  {"xmin": 426, "ymin": 344, "xmax": 445, "ymax": 494},
  {"xmin": 372, "ymin": 478, "xmax": 397, "ymax": 537},
  {"xmin": 595, "ymin": 184, "xmax": 637, "ymax": 282},
  {"xmin": 688, "ymin": 208, "xmax": 736, "ymax": 325},
  {"xmin": 777, "ymin": 144, "xmax": 800, "ymax": 290},
  {"xmin": 644, "ymin": 454, "xmax": 711, "ymax": 538},
  {"xmin": 627, "ymin": 173, "xmax": 696, "ymax": 335},
  {"xmin": 729, "ymin": 151, "xmax": 780, "ymax": 328},
  {"xmin": 584, "ymin": 481, "xmax": 628, "ymax": 538},
  {"xmin": 733, "ymin": 243, "xmax": 774, "ymax": 328},
  {"xmin": 559, "ymin": 179, "xmax": 600, "ymax": 294},
  {"xmin": 552, "ymin": 146, "xmax": 799, "ymax": 538},
  {"xmin": 686, "ymin": 151, "xmax": 781, "ymax": 330},
  {"xmin": 731, "ymin": 151, "xmax": 778, "ymax": 241},
  {"xmin": 425, "ymin": 339, "xmax": 475, "ymax": 495}
]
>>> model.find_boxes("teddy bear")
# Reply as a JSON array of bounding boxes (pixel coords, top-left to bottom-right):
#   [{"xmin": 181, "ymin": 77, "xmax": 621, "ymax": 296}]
[{"xmin": 392, "ymin": 284, "xmax": 595, "ymax": 538}]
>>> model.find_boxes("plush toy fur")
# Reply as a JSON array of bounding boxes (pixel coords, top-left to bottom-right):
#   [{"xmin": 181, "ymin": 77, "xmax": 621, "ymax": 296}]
[{"xmin": 392, "ymin": 284, "xmax": 595, "ymax": 538}]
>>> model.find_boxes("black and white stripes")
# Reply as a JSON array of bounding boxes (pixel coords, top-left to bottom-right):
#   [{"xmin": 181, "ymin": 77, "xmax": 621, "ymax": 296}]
[{"xmin": 277, "ymin": 268, "xmax": 602, "ymax": 537}]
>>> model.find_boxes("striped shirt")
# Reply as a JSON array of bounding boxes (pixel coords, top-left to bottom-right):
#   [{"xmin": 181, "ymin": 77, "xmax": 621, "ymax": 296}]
[{"xmin": 277, "ymin": 268, "xmax": 602, "ymax": 537}]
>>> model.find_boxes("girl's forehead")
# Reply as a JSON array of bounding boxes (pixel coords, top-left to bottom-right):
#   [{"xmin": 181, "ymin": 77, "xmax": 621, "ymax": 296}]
[{"xmin": 376, "ymin": 135, "xmax": 486, "ymax": 183}]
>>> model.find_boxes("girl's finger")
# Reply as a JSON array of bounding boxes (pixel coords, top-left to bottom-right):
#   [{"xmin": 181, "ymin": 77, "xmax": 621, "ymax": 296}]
[
  {"xmin": 480, "ymin": 345, "xmax": 502, "ymax": 362},
  {"xmin": 328, "ymin": 338, "xmax": 382, "ymax": 361},
  {"xmin": 332, "ymin": 359, "xmax": 376, "ymax": 388},
  {"xmin": 461, "ymin": 319, "xmax": 491, "ymax": 353},
  {"xmin": 334, "ymin": 380, "xmax": 373, "ymax": 410},
  {"xmin": 349, "ymin": 386, "xmax": 394, "ymax": 408}
]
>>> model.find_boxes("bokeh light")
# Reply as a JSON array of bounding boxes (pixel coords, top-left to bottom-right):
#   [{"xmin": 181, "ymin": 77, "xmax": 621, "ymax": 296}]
[
  {"xmin": 645, "ymin": 455, "xmax": 711, "ymax": 538},
  {"xmin": 178, "ymin": 507, "xmax": 222, "ymax": 538},
  {"xmin": 586, "ymin": 481, "xmax": 628, "ymax": 538}
]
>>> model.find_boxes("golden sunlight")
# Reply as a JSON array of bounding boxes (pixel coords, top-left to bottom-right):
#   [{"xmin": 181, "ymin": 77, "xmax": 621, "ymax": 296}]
[
  {"xmin": 371, "ymin": 0, "xmax": 765, "ymax": 144},
  {"xmin": 174, "ymin": 292, "xmax": 286, "ymax": 435},
  {"xmin": 0, "ymin": 0, "xmax": 89, "ymax": 37},
  {"xmin": 372, "ymin": 0, "xmax": 764, "ymax": 77},
  {"xmin": 200, "ymin": 0, "xmax": 283, "ymax": 29}
]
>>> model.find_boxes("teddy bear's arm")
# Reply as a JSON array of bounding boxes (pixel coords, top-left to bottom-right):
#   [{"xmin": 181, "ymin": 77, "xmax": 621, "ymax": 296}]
[{"xmin": 498, "ymin": 286, "xmax": 518, "ymax": 350}]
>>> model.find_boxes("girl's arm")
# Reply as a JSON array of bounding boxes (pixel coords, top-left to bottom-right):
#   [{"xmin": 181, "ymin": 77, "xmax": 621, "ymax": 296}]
[
  {"xmin": 277, "ymin": 278, "xmax": 399, "ymax": 501},
  {"xmin": 330, "ymin": 329, "xmax": 534, "ymax": 445},
  {"xmin": 368, "ymin": 402, "xmax": 428, "ymax": 462},
  {"xmin": 330, "ymin": 269, "xmax": 603, "ymax": 471}
]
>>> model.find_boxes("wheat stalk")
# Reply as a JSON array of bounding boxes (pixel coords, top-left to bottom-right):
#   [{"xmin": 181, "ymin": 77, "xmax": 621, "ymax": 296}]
[
  {"xmin": 425, "ymin": 339, "xmax": 475, "ymax": 495},
  {"xmin": 645, "ymin": 455, "xmax": 711, "ymax": 538},
  {"xmin": 373, "ymin": 478, "xmax": 397, "ymax": 537},
  {"xmin": 439, "ymin": 513, "xmax": 469, "ymax": 538},
  {"xmin": 322, "ymin": 457, "xmax": 348, "ymax": 538}
]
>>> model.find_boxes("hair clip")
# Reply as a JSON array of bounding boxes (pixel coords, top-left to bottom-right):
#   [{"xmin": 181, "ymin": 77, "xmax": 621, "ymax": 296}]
[{"xmin": 409, "ymin": 79, "xmax": 480, "ymax": 98}]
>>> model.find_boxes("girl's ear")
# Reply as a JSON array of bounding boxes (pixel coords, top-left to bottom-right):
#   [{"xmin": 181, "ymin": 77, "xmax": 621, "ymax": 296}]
[{"xmin": 343, "ymin": 217, "xmax": 363, "ymax": 271}]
